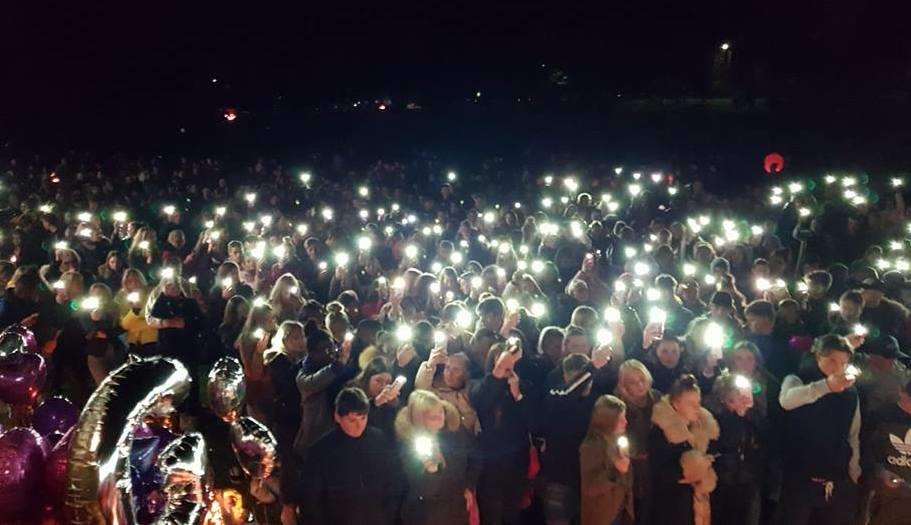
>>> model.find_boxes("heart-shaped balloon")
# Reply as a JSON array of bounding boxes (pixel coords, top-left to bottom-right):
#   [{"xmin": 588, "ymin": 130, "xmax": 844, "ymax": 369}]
[
  {"xmin": 0, "ymin": 427, "xmax": 48, "ymax": 520},
  {"xmin": 0, "ymin": 352, "xmax": 46, "ymax": 406},
  {"xmin": 2, "ymin": 324, "xmax": 37, "ymax": 353},
  {"xmin": 32, "ymin": 397, "xmax": 79, "ymax": 437}
]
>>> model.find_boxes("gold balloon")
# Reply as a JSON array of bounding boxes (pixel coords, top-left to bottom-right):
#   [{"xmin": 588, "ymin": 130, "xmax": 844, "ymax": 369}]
[{"xmin": 65, "ymin": 357, "xmax": 191, "ymax": 524}]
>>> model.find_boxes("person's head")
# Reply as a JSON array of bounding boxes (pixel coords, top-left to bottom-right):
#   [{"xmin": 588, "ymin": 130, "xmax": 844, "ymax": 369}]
[
  {"xmin": 538, "ymin": 326, "xmax": 565, "ymax": 364},
  {"xmin": 276, "ymin": 320, "xmax": 306, "ymax": 360},
  {"xmin": 222, "ymin": 295, "xmax": 250, "ymax": 328},
  {"xmin": 105, "ymin": 251, "xmax": 121, "ymax": 271},
  {"xmin": 586, "ymin": 395, "xmax": 628, "ymax": 437},
  {"xmin": 568, "ymin": 279, "xmax": 590, "ymax": 303},
  {"xmin": 402, "ymin": 389, "xmax": 448, "ymax": 433},
  {"xmin": 88, "ymin": 282, "xmax": 113, "ymax": 302},
  {"xmin": 569, "ymin": 306, "xmax": 598, "ymax": 333},
  {"xmin": 860, "ymin": 278, "xmax": 886, "ymax": 306},
  {"xmin": 709, "ymin": 291, "xmax": 735, "ymax": 318},
  {"xmin": 476, "ymin": 296, "xmax": 505, "ymax": 333},
  {"xmin": 269, "ymin": 273, "xmax": 302, "ymax": 305},
  {"xmin": 712, "ymin": 372, "xmax": 755, "ymax": 417},
  {"xmin": 167, "ymin": 229, "xmax": 186, "ymax": 248},
  {"xmin": 443, "ymin": 352, "xmax": 471, "ymax": 390},
  {"xmin": 325, "ymin": 310, "xmax": 350, "ymax": 342},
  {"xmin": 744, "ymin": 300, "xmax": 775, "ymax": 335},
  {"xmin": 9, "ymin": 266, "xmax": 39, "ymax": 302},
  {"xmin": 304, "ymin": 320, "xmax": 336, "ymax": 367},
  {"xmin": 356, "ymin": 357, "xmax": 394, "ymax": 399},
  {"xmin": 562, "ymin": 324, "xmax": 592, "ymax": 356},
  {"xmin": 57, "ymin": 270, "xmax": 85, "ymax": 302},
  {"xmin": 617, "ymin": 359, "xmax": 653, "ymax": 402},
  {"xmin": 812, "ymin": 334, "xmax": 854, "ymax": 376},
  {"xmin": 334, "ymin": 387, "xmax": 370, "ymax": 438},
  {"xmin": 655, "ymin": 336, "xmax": 683, "ymax": 369},
  {"xmin": 806, "ymin": 270, "xmax": 832, "ymax": 299},
  {"xmin": 669, "ymin": 374, "xmax": 702, "ymax": 423},
  {"xmin": 777, "ymin": 298, "xmax": 801, "ymax": 324},
  {"xmin": 561, "ymin": 353, "xmax": 591, "ymax": 385},
  {"xmin": 729, "ymin": 341, "xmax": 762, "ymax": 376},
  {"xmin": 227, "ymin": 241, "xmax": 244, "ymax": 263},
  {"xmin": 838, "ymin": 290, "xmax": 864, "ymax": 323},
  {"xmin": 243, "ymin": 300, "xmax": 276, "ymax": 337}
]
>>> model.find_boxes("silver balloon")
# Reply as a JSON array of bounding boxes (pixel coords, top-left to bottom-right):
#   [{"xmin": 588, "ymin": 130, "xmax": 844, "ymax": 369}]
[
  {"xmin": 65, "ymin": 357, "xmax": 191, "ymax": 525},
  {"xmin": 230, "ymin": 417, "xmax": 278, "ymax": 479},
  {"xmin": 154, "ymin": 432, "xmax": 209, "ymax": 525},
  {"xmin": 206, "ymin": 357, "xmax": 245, "ymax": 423}
]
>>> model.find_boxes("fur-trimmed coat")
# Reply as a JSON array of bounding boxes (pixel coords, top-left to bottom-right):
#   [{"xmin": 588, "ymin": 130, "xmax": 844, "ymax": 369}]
[
  {"xmin": 394, "ymin": 397, "xmax": 479, "ymax": 525},
  {"xmin": 648, "ymin": 395, "xmax": 720, "ymax": 525}
]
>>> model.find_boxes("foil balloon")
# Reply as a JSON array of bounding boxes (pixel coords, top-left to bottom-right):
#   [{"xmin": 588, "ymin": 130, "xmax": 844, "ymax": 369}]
[
  {"xmin": 33, "ymin": 396, "xmax": 79, "ymax": 437},
  {"xmin": 230, "ymin": 417, "xmax": 277, "ymax": 479},
  {"xmin": 154, "ymin": 432, "xmax": 210, "ymax": 525},
  {"xmin": 0, "ymin": 351, "xmax": 47, "ymax": 406},
  {"xmin": 65, "ymin": 357, "xmax": 191, "ymax": 525},
  {"xmin": 206, "ymin": 357, "xmax": 245, "ymax": 423},
  {"xmin": 0, "ymin": 427, "xmax": 48, "ymax": 521},
  {"xmin": 0, "ymin": 329, "xmax": 27, "ymax": 358},
  {"xmin": 2, "ymin": 324, "xmax": 38, "ymax": 353}
]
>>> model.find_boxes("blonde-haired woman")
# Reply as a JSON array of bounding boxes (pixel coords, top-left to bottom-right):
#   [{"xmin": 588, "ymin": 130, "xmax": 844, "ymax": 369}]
[
  {"xmin": 269, "ymin": 273, "xmax": 305, "ymax": 323},
  {"xmin": 580, "ymin": 394, "xmax": 634, "ymax": 525},
  {"xmin": 117, "ymin": 268, "xmax": 158, "ymax": 356},
  {"xmin": 236, "ymin": 301, "xmax": 276, "ymax": 423},
  {"xmin": 615, "ymin": 359, "xmax": 660, "ymax": 525},
  {"xmin": 395, "ymin": 389, "xmax": 477, "ymax": 525}
]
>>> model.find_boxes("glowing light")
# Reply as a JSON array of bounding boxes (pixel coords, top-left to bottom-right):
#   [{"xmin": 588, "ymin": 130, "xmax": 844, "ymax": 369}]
[
  {"xmin": 414, "ymin": 435, "xmax": 433, "ymax": 458},
  {"xmin": 447, "ymin": 171, "xmax": 457, "ymax": 182},
  {"xmin": 624, "ymin": 247, "xmax": 637, "ymax": 259},
  {"xmin": 892, "ymin": 178, "xmax": 905, "ymax": 188},
  {"xmin": 471, "ymin": 276, "xmax": 483, "ymax": 289},
  {"xmin": 607, "ymin": 201, "xmax": 620, "ymax": 212},
  {"xmin": 563, "ymin": 177, "xmax": 579, "ymax": 193},
  {"xmin": 852, "ymin": 324, "xmax": 869, "ymax": 336},
  {"xmin": 321, "ymin": 208, "xmax": 334, "ymax": 221},
  {"xmin": 127, "ymin": 292, "xmax": 140, "ymax": 303},
  {"xmin": 52, "ymin": 280, "xmax": 65, "ymax": 291},
  {"xmin": 824, "ymin": 175, "xmax": 837, "ymax": 184},
  {"xmin": 633, "ymin": 262, "xmax": 651, "ymax": 276},
  {"xmin": 357, "ymin": 236, "xmax": 373, "ymax": 251},
  {"xmin": 299, "ymin": 172, "xmax": 312, "ymax": 184},
  {"xmin": 456, "ymin": 309, "xmax": 473, "ymax": 328},
  {"xmin": 770, "ymin": 195, "xmax": 783, "ymax": 205},
  {"xmin": 244, "ymin": 193, "xmax": 256, "ymax": 204},
  {"xmin": 404, "ymin": 245, "xmax": 419, "ymax": 259},
  {"xmin": 160, "ymin": 267, "xmax": 175, "ymax": 279},
  {"xmin": 645, "ymin": 288, "xmax": 661, "ymax": 302},
  {"xmin": 273, "ymin": 245, "xmax": 287, "ymax": 258},
  {"xmin": 604, "ymin": 308, "xmax": 622, "ymax": 323},
  {"xmin": 755, "ymin": 278, "xmax": 771, "ymax": 292},
  {"xmin": 215, "ymin": 206, "xmax": 227, "ymax": 217},
  {"xmin": 613, "ymin": 281, "xmax": 627, "ymax": 293},
  {"xmin": 483, "ymin": 211, "xmax": 496, "ymax": 224},
  {"xmin": 720, "ymin": 42, "xmax": 730, "ymax": 51},
  {"xmin": 788, "ymin": 182, "xmax": 804, "ymax": 194},
  {"xmin": 81, "ymin": 297, "xmax": 101, "ymax": 310},
  {"xmin": 734, "ymin": 375, "xmax": 751, "ymax": 391},
  {"xmin": 618, "ymin": 435, "xmax": 629, "ymax": 450},
  {"xmin": 450, "ymin": 251, "xmax": 464, "ymax": 265},
  {"xmin": 798, "ymin": 207, "xmax": 812, "ymax": 218},
  {"xmin": 628, "ymin": 184, "xmax": 642, "ymax": 197},
  {"xmin": 396, "ymin": 325, "xmax": 414, "ymax": 343},
  {"xmin": 890, "ymin": 240, "xmax": 904, "ymax": 251},
  {"xmin": 334, "ymin": 252, "xmax": 350, "ymax": 267},
  {"xmin": 750, "ymin": 225, "xmax": 764, "ymax": 236},
  {"xmin": 221, "ymin": 277, "xmax": 234, "ymax": 288},
  {"xmin": 683, "ymin": 263, "xmax": 696, "ymax": 277},
  {"xmin": 138, "ymin": 240, "xmax": 150, "ymax": 250},
  {"xmin": 259, "ymin": 214, "xmax": 273, "ymax": 226},
  {"xmin": 296, "ymin": 223, "xmax": 308, "ymax": 235},
  {"xmin": 668, "ymin": 186, "xmax": 678, "ymax": 196},
  {"xmin": 531, "ymin": 260, "xmax": 545, "ymax": 274},
  {"xmin": 650, "ymin": 172, "xmax": 663, "ymax": 183},
  {"xmin": 704, "ymin": 274, "xmax": 717, "ymax": 286},
  {"xmin": 77, "ymin": 212, "xmax": 92, "ymax": 222},
  {"xmin": 829, "ymin": 302, "xmax": 841, "ymax": 313},
  {"xmin": 530, "ymin": 302, "xmax": 547, "ymax": 317},
  {"xmin": 704, "ymin": 322, "xmax": 725, "ymax": 349},
  {"xmin": 845, "ymin": 364, "xmax": 861, "ymax": 380},
  {"xmin": 430, "ymin": 262, "xmax": 443, "ymax": 273},
  {"xmin": 38, "ymin": 204, "xmax": 53, "ymax": 213},
  {"xmin": 162, "ymin": 205, "xmax": 176, "ymax": 216},
  {"xmin": 649, "ymin": 307, "xmax": 667, "ymax": 324},
  {"xmin": 596, "ymin": 328, "xmax": 613, "ymax": 346}
]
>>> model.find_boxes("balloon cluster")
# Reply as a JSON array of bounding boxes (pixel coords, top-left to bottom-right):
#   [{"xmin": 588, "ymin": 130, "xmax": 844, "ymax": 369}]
[
  {"xmin": 0, "ymin": 324, "xmax": 79, "ymax": 523},
  {"xmin": 0, "ymin": 324, "xmax": 279, "ymax": 524}
]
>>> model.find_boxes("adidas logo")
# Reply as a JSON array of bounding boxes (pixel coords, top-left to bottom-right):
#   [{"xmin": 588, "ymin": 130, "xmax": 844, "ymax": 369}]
[{"xmin": 889, "ymin": 429, "xmax": 911, "ymax": 456}]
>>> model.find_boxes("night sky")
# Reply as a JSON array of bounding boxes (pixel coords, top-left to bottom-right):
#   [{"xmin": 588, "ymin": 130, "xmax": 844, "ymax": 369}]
[{"xmin": 3, "ymin": 2, "xmax": 909, "ymax": 151}]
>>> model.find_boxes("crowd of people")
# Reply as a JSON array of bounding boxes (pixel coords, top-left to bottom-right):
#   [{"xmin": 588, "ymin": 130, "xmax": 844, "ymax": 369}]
[{"xmin": 1, "ymin": 150, "xmax": 910, "ymax": 525}]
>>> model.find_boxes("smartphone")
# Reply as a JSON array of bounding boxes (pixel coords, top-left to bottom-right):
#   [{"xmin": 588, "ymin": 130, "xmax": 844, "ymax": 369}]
[
  {"xmin": 507, "ymin": 336, "xmax": 521, "ymax": 353},
  {"xmin": 392, "ymin": 375, "xmax": 407, "ymax": 392}
]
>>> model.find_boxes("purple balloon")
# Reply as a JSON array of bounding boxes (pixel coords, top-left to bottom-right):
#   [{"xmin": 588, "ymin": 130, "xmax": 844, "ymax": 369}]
[
  {"xmin": 2, "ymin": 324, "xmax": 38, "ymax": 353},
  {"xmin": 0, "ymin": 427, "xmax": 48, "ymax": 520},
  {"xmin": 43, "ymin": 426, "xmax": 73, "ymax": 517},
  {"xmin": 0, "ymin": 352, "xmax": 47, "ymax": 406},
  {"xmin": 33, "ymin": 397, "xmax": 79, "ymax": 437}
]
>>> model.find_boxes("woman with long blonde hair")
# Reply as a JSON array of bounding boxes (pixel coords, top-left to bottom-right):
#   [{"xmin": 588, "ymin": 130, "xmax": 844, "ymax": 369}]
[
  {"xmin": 395, "ymin": 389, "xmax": 476, "ymax": 525},
  {"xmin": 580, "ymin": 394, "xmax": 634, "ymax": 525}
]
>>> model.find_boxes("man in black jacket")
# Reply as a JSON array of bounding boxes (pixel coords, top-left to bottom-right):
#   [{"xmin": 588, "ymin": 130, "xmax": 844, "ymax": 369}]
[
  {"xmin": 290, "ymin": 387, "xmax": 399, "ymax": 525},
  {"xmin": 860, "ymin": 377, "xmax": 911, "ymax": 524}
]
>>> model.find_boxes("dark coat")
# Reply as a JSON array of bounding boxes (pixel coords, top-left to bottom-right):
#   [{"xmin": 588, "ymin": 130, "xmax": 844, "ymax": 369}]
[{"xmin": 297, "ymin": 426, "xmax": 399, "ymax": 525}]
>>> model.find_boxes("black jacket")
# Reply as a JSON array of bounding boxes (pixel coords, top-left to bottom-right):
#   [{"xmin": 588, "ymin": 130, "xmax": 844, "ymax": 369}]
[
  {"xmin": 708, "ymin": 409, "xmax": 765, "ymax": 487},
  {"xmin": 297, "ymin": 426, "xmax": 400, "ymax": 525}
]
